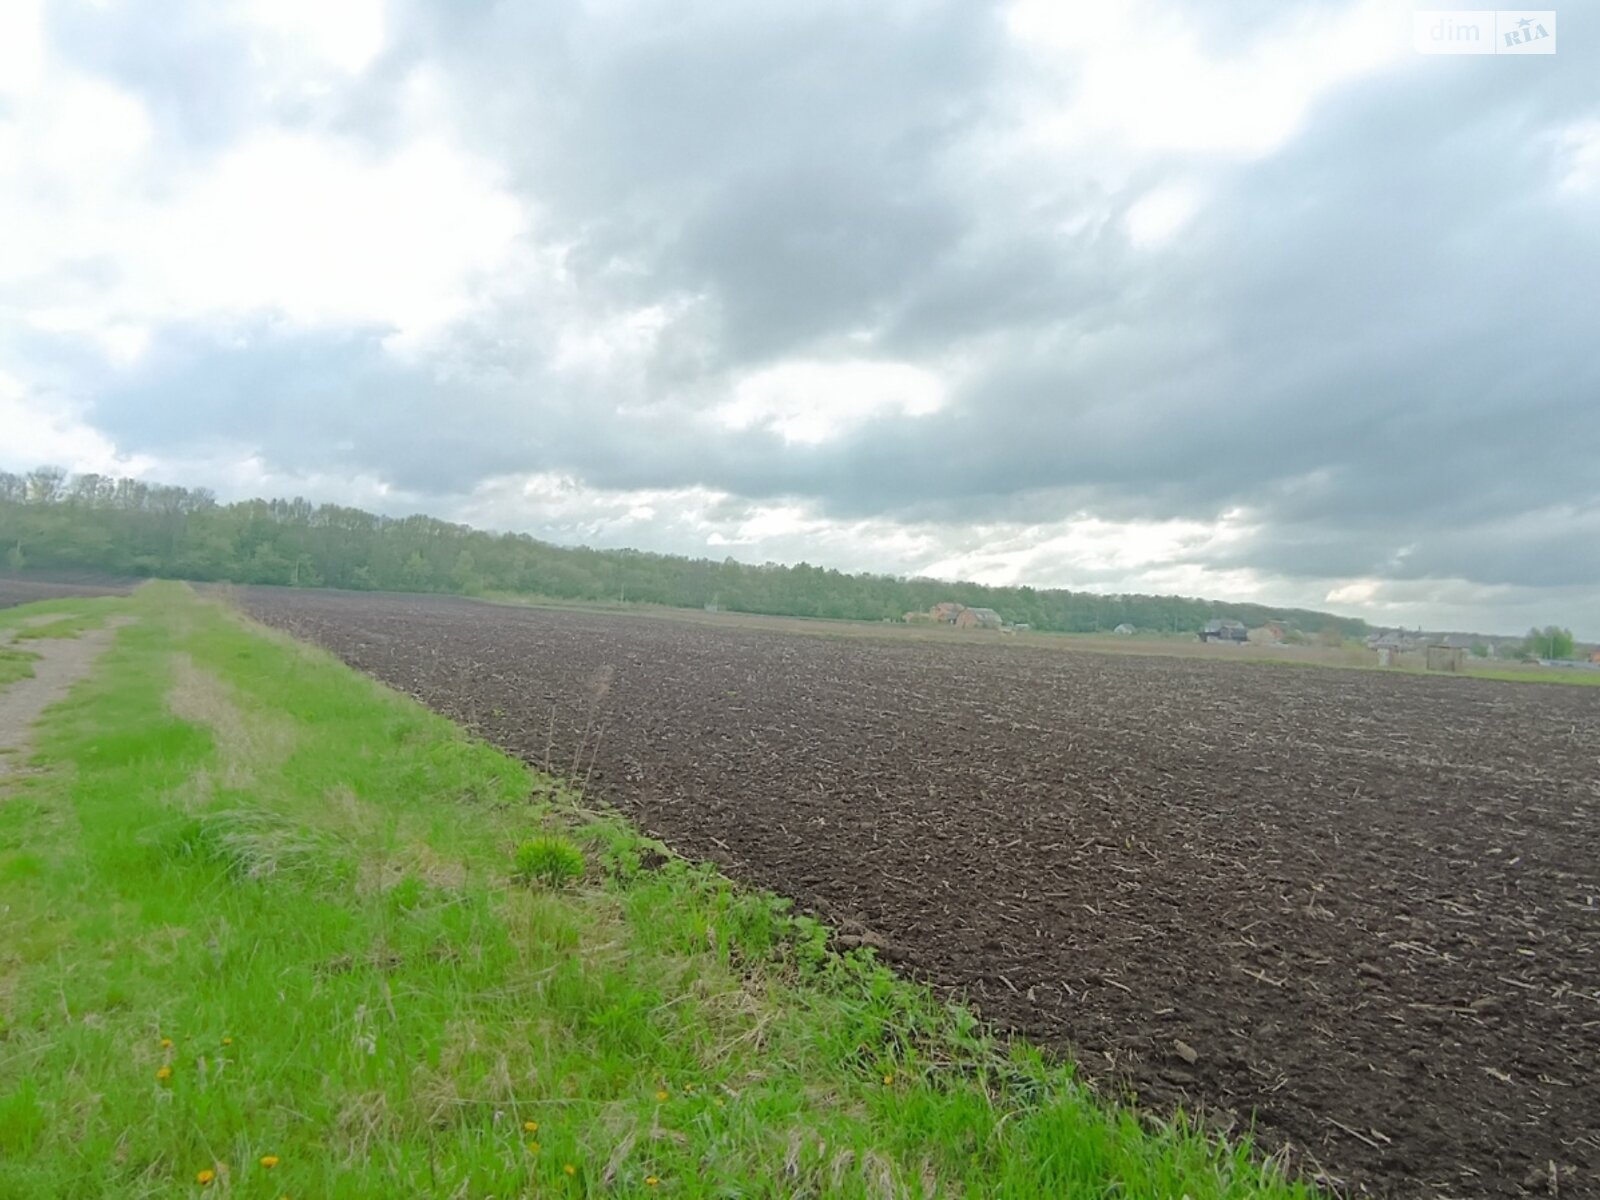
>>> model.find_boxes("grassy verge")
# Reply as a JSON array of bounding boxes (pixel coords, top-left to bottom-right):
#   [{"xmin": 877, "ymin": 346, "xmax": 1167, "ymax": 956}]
[
  {"xmin": 0, "ymin": 584, "xmax": 1310, "ymax": 1198},
  {"xmin": 0, "ymin": 646, "xmax": 32, "ymax": 686},
  {"xmin": 0, "ymin": 595, "xmax": 122, "ymax": 636},
  {"xmin": 1460, "ymin": 666, "xmax": 1600, "ymax": 686}
]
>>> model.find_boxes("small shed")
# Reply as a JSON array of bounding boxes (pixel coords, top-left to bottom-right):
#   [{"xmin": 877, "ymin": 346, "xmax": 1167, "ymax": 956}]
[
  {"xmin": 931, "ymin": 601, "xmax": 965, "ymax": 624},
  {"xmin": 1425, "ymin": 645, "xmax": 1466, "ymax": 672},
  {"xmin": 1113, "ymin": 623, "xmax": 1135, "ymax": 635}
]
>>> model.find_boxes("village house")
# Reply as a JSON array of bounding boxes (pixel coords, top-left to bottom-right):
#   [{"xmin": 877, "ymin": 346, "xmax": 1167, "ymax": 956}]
[
  {"xmin": 955, "ymin": 606, "xmax": 1004, "ymax": 630},
  {"xmin": 1367, "ymin": 630, "xmax": 1421, "ymax": 653},
  {"xmin": 909, "ymin": 601, "xmax": 1007, "ymax": 629}
]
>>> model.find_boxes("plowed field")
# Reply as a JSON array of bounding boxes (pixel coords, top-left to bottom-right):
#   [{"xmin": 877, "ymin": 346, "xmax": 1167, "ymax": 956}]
[{"xmin": 238, "ymin": 587, "xmax": 1600, "ymax": 1198}]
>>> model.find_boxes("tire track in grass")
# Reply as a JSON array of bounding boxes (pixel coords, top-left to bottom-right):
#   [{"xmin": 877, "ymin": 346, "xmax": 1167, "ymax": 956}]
[{"xmin": 0, "ymin": 617, "xmax": 134, "ymax": 784}]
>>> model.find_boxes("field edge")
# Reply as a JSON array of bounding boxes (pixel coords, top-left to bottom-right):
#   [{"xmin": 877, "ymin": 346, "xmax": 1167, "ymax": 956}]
[{"xmin": 0, "ymin": 581, "xmax": 1315, "ymax": 1198}]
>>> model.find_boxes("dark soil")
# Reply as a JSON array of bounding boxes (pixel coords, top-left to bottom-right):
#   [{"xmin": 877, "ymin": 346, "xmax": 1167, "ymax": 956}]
[{"xmin": 237, "ymin": 587, "xmax": 1600, "ymax": 1199}]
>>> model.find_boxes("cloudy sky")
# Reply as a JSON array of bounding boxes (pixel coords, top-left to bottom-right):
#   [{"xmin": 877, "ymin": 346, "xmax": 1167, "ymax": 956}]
[{"xmin": 3, "ymin": 1, "xmax": 1596, "ymax": 635}]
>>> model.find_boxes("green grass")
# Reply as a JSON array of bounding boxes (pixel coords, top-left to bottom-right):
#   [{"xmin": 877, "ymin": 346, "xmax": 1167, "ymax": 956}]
[
  {"xmin": 0, "ymin": 584, "xmax": 1312, "ymax": 1198},
  {"xmin": 1461, "ymin": 666, "xmax": 1600, "ymax": 686},
  {"xmin": 0, "ymin": 595, "xmax": 121, "ymax": 636},
  {"xmin": 10, "ymin": 613, "xmax": 109, "ymax": 642},
  {"xmin": 0, "ymin": 646, "xmax": 33, "ymax": 686}
]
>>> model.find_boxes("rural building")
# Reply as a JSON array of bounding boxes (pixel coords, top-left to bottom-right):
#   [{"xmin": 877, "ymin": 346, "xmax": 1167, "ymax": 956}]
[
  {"xmin": 1367, "ymin": 630, "xmax": 1420, "ymax": 654},
  {"xmin": 1113, "ymin": 623, "xmax": 1135, "ymax": 635},
  {"xmin": 907, "ymin": 601, "xmax": 1007, "ymax": 630},
  {"xmin": 955, "ymin": 606, "xmax": 1003, "ymax": 630},
  {"xmin": 1425, "ymin": 645, "xmax": 1466, "ymax": 672},
  {"xmin": 1248, "ymin": 622, "xmax": 1286, "ymax": 644},
  {"xmin": 1591, "ymin": 648, "xmax": 1600, "ymax": 664}
]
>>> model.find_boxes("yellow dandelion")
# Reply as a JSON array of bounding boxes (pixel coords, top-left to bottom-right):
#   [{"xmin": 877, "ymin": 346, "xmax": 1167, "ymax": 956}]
[
  {"xmin": 526, "ymin": 1141, "xmax": 541, "ymax": 1153},
  {"xmin": 882, "ymin": 1074, "xmax": 895, "ymax": 1086},
  {"xmin": 196, "ymin": 1168, "xmax": 216, "ymax": 1185},
  {"xmin": 563, "ymin": 1163, "xmax": 577, "ymax": 1176},
  {"xmin": 523, "ymin": 1120, "xmax": 539, "ymax": 1133},
  {"xmin": 222, "ymin": 1037, "xmax": 234, "ymax": 1047},
  {"xmin": 646, "ymin": 1176, "xmax": 660, "ymax": 1187},
  {"xmin": 160, "ymin": 1037, "xmax": 174, "ymax": 1049},
  {"xmin": 156, "ymin": 1065, "xmax": 173, "ymax": 1081},
  {"xmin": 654, "ymin": 1090, "xmax": 668, "ymax": 1102},
  {"xmin": 260, "ymin": 1155, "xmax": 280, "ymax": 1169}
]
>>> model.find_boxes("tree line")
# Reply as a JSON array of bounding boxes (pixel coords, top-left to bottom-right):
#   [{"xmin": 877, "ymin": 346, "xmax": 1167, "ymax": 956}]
[
  {"xmin": 1521, "ymin": 626, "xmax": 1577, "ymax": 660},
  {"xmin": 1, "ymin": 467, "xmax": 1369, "ymax": 636}
]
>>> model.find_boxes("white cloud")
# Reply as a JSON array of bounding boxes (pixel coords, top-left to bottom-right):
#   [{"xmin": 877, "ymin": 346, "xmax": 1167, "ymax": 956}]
[
  {"xmin": 238, "ymin": 0, "xmax": 387, "ymax": 76},
  {"xmin": 1125, "ymin": 182, "xmax": 1203, "ymax": 247},
  {"xmin": 1550, "ymin": 119, "xmax": 1600, "ymax": 197},
  {"xmin": 0, "ymin": 0, "xmax": 46, "ymax": 96},
  {"xmin": 920, "ymin": 510, "xmax": 1254, "ymax": 586},
  {"xmin": 1325, "ymin": 579, "xmax": 1380, "ymax": 606},
  {"xmin": 716, "ymin": 360, "xmax": 947, "ymax": 445},
  {"xmin": 552, "ymin": 299, "xmax": 691, "ymax": 376},
  {"xmin": 148, "ymin": 132, "xmax": 525, "ymax": 340},
  {"xmin": 0, "ymin": 371, "xmax": 149, "ymax": 476},
  {"xmin": 1005, "ymin": 0, "xmax": 1406, "ymax": 159},
  {"xmin": 0, "ymin": 31, "xmax": 525, "ymax": 364}
]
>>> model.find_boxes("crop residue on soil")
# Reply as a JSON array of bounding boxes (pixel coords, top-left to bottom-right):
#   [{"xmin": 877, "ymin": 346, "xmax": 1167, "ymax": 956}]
[{"xmin": 238, "ymin": 587, "xmax": 1600, "ymax": 1199}]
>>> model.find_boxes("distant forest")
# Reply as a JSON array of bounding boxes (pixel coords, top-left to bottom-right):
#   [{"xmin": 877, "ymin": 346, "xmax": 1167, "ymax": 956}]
[{"xmin": 1, "ymin": 467, "xmax": 1368, "ymax": 636}]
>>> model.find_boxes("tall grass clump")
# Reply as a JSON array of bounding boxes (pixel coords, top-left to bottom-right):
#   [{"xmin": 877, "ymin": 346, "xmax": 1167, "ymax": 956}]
[{"xmin": 513, "ymin": 834, "xmax": 586, "ymax": 887}]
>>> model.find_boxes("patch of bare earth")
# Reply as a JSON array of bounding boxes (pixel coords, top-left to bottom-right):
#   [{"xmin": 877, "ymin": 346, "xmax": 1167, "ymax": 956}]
[{"xmin": 0, "ymin": 618, "xmax": 134, "ymax": 783}]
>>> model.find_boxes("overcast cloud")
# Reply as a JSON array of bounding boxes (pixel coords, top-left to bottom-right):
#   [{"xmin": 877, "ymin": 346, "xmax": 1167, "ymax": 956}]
[{"xmin": 3, "ymin": 0, "xmax": 1597, "ymax": 635}]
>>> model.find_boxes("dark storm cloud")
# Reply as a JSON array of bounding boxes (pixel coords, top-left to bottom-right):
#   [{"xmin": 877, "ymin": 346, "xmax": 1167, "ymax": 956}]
[
  {"xmin": 37, "ymin": 0, "xmax": 1600, "ymax": 609},
  {"xmin": 389, "ymin": 0, "xmax": 1005, "ymax": 358}
]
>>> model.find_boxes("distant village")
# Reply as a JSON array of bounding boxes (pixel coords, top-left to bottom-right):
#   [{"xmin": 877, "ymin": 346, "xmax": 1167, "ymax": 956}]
[{"xmin": 905, "ymin": 603, "xmax": 1600, "ymax": 670}]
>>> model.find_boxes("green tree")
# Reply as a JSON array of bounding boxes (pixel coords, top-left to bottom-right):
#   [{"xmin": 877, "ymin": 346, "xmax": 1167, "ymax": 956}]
[{"xmin": 1522, "ymin": 626, "xmax": 1575, "ymax": 660}]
